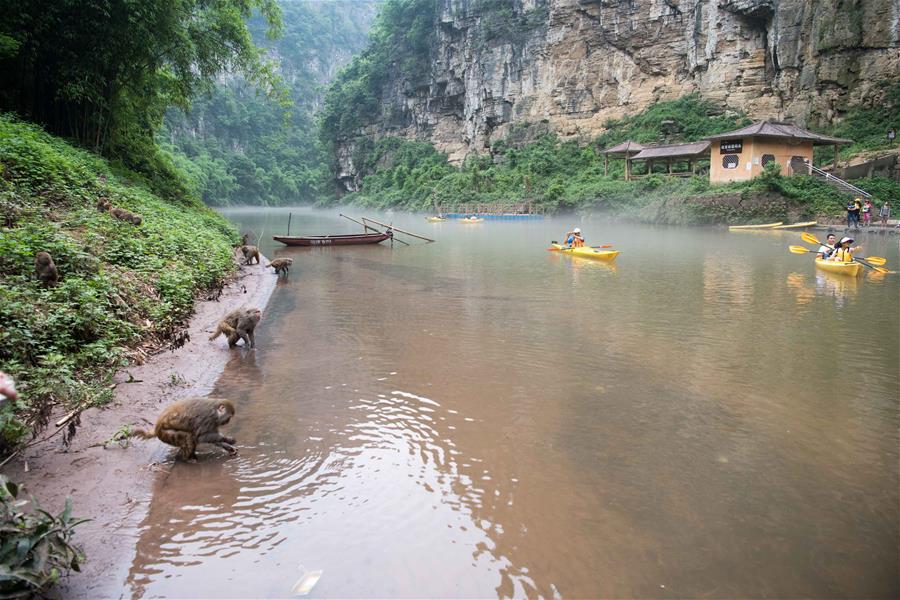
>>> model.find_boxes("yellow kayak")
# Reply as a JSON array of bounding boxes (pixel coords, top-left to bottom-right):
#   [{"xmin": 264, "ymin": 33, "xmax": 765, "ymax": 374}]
[
  {"xmin": 550, "ymin": 244, "xmax": 619, "ymax": 261},
  {"xmin": 460, "ymin": 217, "xmax": 484, "ymax": 223},
  {"xmin": 773, "ymin": 221, "xmax": 818, "ymax": 229},
  {"xmin": 426, "ymin": 217, "xmax": 446, "ymax": 222},
  {"xmin": 815, "ymin": 258, "xmax": 862, "ymax": 277},
  {"xmin": 729, "ymin": 222, "xmax": 783, "ymax": 230}
]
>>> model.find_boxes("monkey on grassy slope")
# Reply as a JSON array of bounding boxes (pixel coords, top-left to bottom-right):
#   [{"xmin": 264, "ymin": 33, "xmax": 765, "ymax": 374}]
[
  {"xmin": 208, "ymin": 307, "xmax": 261, "ymax": 348},
  {"xmin": 34, "ymin": 251, "xmax": 59, "ymax": 287},
  {"xmin": 266, "ymin": 257, "xmax": 293, "ymax": 276},
  {"xmin": 130, "ymin": 397, "xmax": 236, "ymax": 461},
  {"xmin": 241, "ymin": 245, "xmax": 260, "ymax": 265}
]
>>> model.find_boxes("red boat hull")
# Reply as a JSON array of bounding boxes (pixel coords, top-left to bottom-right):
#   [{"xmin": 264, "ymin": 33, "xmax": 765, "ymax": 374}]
[{"xmin": 272, "ymin": 232, "xmax": 392, "ymax": 246}]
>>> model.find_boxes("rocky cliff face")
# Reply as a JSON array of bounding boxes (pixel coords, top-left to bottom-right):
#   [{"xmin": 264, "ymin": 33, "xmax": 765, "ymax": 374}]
[{"xmin": 337, "ymin": 0, "xmax": 899, "ymax": 190}]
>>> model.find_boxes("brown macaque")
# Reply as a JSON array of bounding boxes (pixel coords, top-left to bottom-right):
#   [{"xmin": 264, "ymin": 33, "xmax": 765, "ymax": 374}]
[
  {"xmin": 240, "ymin": 233, "xmax": 251, "ymax": 246},
  {"xmin": 34, "ymin": 251, "xmax": 59, "ymax": 287},
  {"xmin": 266, "ymin": 257, "xmax": 293, "ymax": 275},
  {"xmin": 208, "ymin": 307, "xmax": 261, "ymax": 348},
  {"xmin": 130, "ymin": 397, "xmax": 236, "ymax": 461},
  {"xmin": 241, "ymin": 245, "xmax": 260, "ymax": 265},
  {"xmin": 108, "ymin": 206, "xmax": 141, "ymax": 225},
  {"xmin": 96, "ymin": 197, "xmax": 111, "ymax": 211}
]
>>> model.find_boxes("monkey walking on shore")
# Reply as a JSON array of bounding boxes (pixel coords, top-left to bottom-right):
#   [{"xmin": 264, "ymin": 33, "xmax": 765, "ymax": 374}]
[
  {"xmin": 34, "ymin": 251, "xmax": 59, "ymax": 287},
  {"xmin": 241, "ymin": 245, "xmax": 260, "ymax": 265},
  {"xmin": 208, "ymin": 307, "xmax": 261, "ymax": 348},
  {"xmin": 266, "ymin": 257, "xmax": 293, "ymax": 276},
  {"xmin": 130, "ymin": 397, "xmax": 237, "ymax": 461}
]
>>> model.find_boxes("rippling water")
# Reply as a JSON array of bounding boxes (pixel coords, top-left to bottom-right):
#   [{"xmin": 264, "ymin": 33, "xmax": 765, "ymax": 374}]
[{"xmin": 124, "ymin": 209, "xmax": 899, "ymax": 598}]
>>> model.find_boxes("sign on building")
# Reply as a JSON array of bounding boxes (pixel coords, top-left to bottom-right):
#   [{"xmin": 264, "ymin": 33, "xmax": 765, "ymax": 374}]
[{"xmin": 720, "ymin": 140, "xmax": 743, "ymax": 153}]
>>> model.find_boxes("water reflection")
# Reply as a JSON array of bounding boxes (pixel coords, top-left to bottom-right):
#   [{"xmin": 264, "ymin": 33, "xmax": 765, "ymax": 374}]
[{"xmin": 123, "ymin": 211, "xmax": 899, "ymax": 599}]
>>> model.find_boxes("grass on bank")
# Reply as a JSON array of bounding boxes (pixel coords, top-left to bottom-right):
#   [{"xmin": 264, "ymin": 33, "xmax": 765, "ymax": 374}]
[{"xmin": 0, "ymin": 114, "xmax": 239, "ymax": 454}]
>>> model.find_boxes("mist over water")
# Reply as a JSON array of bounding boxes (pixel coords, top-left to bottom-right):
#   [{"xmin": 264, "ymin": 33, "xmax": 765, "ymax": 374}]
[{"xmin": 125, "ymin": 208, "xmax": 899, "ymax": 598}]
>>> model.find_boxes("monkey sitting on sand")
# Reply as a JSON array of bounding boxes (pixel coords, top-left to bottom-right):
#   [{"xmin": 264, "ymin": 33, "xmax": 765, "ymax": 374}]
[
  {"xmin": 241, "ymin": 245, "xmax": 260, "ymax": 265},
  {"xmin": 130, "ymin": 397, "xmax": 236, "ymax": 461},
  {"xmin": 208, "ymin": 307, "xmax": 261, "ymax": 348},
  {"xmin": 266, "ymin": 257, "xmax": 293, "ymax": 276}
]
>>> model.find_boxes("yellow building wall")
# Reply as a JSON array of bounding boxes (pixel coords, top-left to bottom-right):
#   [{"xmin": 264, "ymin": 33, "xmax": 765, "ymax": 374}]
[{"xmin": 709, "ymin": 137, "xmax": 814, "ymax": 183}]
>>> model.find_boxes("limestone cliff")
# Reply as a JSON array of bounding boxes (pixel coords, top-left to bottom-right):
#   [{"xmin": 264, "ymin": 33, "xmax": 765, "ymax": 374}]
[{"xmin": 335, "ymin": 0, "xmax": 899, "ymax": 190}]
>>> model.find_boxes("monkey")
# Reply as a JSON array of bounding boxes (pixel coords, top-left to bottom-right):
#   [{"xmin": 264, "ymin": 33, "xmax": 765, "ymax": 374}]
[
  {"xmin": 241, "ymin": 245, "xmax": 260, "ymax": 265},
  {"xmin": 108, "ymin": 206, "xmax": 141, "ymax": 225},
  {"xmin": 240, "ymin": 233, "xmax": 251, "ymax": 246},
  {"xmin": 128, "ymin": 212, "xmax": 142, "ymax": 226},
  {"xmin": 208, "ymin": 307, "xmax": 261, "ymax": 348},
  {"xmin": 266, "ymin": 257, "xmax": 293, "ymax": 276},
  {"xmin": 96, "ymin": 197, "xmax": 111, "ymax": 211},
  {"xmin": 130, "ymin": 397, "xmax": 236, "ymax": 461},
  {"xmin": 34, "ymin": 251, "xmax": 59, "ymax": 287}
]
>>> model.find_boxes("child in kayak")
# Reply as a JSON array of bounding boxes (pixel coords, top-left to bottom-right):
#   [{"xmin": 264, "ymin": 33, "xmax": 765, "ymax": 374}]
[
  {"xmin": 830, "ymin": 236, "xmax": 861, "ymax": 262},
  {"xmin": 817, "ymin": 233, "xmax": 837, "ymax": 259}
]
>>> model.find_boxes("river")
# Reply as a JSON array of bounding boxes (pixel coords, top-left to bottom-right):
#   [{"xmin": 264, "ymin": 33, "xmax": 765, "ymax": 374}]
[{"xmin": 122, "ymin": 208, "xmax": 899, "ymax": 598}]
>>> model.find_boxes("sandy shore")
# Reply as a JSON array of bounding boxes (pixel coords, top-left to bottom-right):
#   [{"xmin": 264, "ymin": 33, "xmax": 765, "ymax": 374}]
[{"xmin": 4, "ymin": 251, "xmax": 277, "ymax": 598}]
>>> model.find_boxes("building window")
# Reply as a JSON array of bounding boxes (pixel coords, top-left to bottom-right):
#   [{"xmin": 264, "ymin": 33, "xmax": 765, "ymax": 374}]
[
  {"xmin": 789, "ymin": 156, "xmax": 808, "ymax": 174},
  {"xmin": 761, "ymin": 154, "xmax": 775, "ymax": 166},
  {"xmin": 722, "ymin": 154, "xmax": 739, "ymax": 169}
]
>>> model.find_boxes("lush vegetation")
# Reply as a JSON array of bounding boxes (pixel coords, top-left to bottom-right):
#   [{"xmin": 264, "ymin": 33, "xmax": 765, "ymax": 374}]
[
  {"xmin": 320, "ymin": 0, "xmax": 438, "ymax": 147},
  {"xmin": 163, "ymin": 1, "xmax": 379, "ymax": 205},
  {"xmin": 0, "ymin": 475, "xmax": 87, "ymax": 596},
  {"xmin": 325, "ymin": 90, "xmax": 900, "ymax": 222},
  {"xmin": 0, "ymin": 0, "xmax": 282, "ymax": 201},
  {"xmin": 0, "ymin": 115, "xmax": 238, "ymax": 455},
  {"xmin": 813, "ymin": 79, "xmax": 900, "ymax": 164},
  {"xmin": 329, "ymin": 95, "xmax": 749, "ymax": 213}
]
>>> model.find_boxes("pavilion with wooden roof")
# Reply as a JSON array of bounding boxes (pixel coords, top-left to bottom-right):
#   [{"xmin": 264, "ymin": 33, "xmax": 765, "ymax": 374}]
[
  {"xmin": 624, "ymin": 141, "xmax": 711, "ymax": 180},
  {"xmin": 600, "ymin": 140, "xmax": 644, "ymax": 176}
]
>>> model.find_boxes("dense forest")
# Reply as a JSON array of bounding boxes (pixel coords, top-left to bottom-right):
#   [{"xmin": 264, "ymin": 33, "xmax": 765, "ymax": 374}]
[{"xmin": 163, "ymin": 1, "xmax": 380, "ymax": 206}]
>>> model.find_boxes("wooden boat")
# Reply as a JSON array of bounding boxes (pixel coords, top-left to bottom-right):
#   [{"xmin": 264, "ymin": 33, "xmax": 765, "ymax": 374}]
[
  {"xmin": 729, "ymin": 222, "xmax": 783, "ymax": 230},
  {"xmin": 273, "ymin": 232, "xmax": 392, "ymax": 246},
  {"xmin": 773, "ymin": 221, "xmax": 818, "ymax": 229}
]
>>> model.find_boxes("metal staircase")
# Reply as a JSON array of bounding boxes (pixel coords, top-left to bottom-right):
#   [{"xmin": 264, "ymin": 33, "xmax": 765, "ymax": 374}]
[{"xmin": 805, "ymin": 163, "xmax": 872, "ymax": 199}]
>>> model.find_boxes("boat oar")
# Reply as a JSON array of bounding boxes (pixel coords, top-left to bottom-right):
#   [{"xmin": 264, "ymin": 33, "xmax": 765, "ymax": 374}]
[
  {"xmin": 799, "ymin": 232, "xmax": 888, "ymax": 265},
  {"xmin": 362, "ymin": 216, "xmax": 435, "ymax": 243},
  {"xmin": 788, "ymin": 246, "xmax": 890, "ymax": 273},
  {"xmin": 339, "ymin": 213, "xmax": 410, "ymax": 246}
]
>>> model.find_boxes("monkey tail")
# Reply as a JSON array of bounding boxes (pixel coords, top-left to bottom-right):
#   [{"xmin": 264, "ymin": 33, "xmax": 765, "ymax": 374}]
[
  {"xmin": 208, "ymin": 322, "xmax": 236, "ymax": 341},
  {"xmin": 129, "ymin": 428, "xmax": 156, "ymax": 440}
]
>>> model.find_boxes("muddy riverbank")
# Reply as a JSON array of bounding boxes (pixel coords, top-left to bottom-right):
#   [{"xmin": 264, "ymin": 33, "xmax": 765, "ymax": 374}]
[{"xmin": 5, "ymin": 251, "xmax": 277, "ymax": 597}]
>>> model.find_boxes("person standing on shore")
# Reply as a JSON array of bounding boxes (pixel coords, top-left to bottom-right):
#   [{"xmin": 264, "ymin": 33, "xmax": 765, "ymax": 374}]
[
  {"xmin": 880, "ymin": 201, "xmax": 892, "ymax": 228},
  {"xmin": 862, "ymin": 199, "xmax": 873, "ymax": 227},
  {"xmin": 846, "ymin": 198, "xmax": 861, "ymax": 229}
]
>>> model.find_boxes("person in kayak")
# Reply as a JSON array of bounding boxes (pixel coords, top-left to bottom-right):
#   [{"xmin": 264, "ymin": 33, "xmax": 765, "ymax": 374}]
[
  {"xmin": 830, "ymin": 236, "xmax": 861, "ymax": 262},
  {"xmin": 565, "ymin": 227, "xmax": 585, "ymax": 247},
  {"xmin": 817, "ymin": 233, "xmax": 837, "ymax": 260}
]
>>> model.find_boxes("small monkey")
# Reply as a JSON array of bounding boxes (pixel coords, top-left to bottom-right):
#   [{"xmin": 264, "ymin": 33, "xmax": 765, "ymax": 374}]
[
  {"xmin": 130, "ymin": 397, "xmax": 236, "ymax": 461},
  {"xmin": 266, "ymin": 257, "xmax": 293, "ymax": 276},
  {"xmin": 209, "ymin": 307, "xmax": 261, "ymax": 348},
  {"xmin": 34, "ymin": 251, "xmax": 59, "ymax": 287},
  {"xmin": 240, "ymin": 233, "xmax": 251, "ymax": 246},
  {"xmin": 96, "ymin": 197, "xmax": 111, "ymax": 211},
  {"xmin": 241, "ymin": 245, "xmax": 260, "ymax": 265},
  {"xmin": 128, "ymin": 212, "xmax": 142, "ymax": 226}
]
